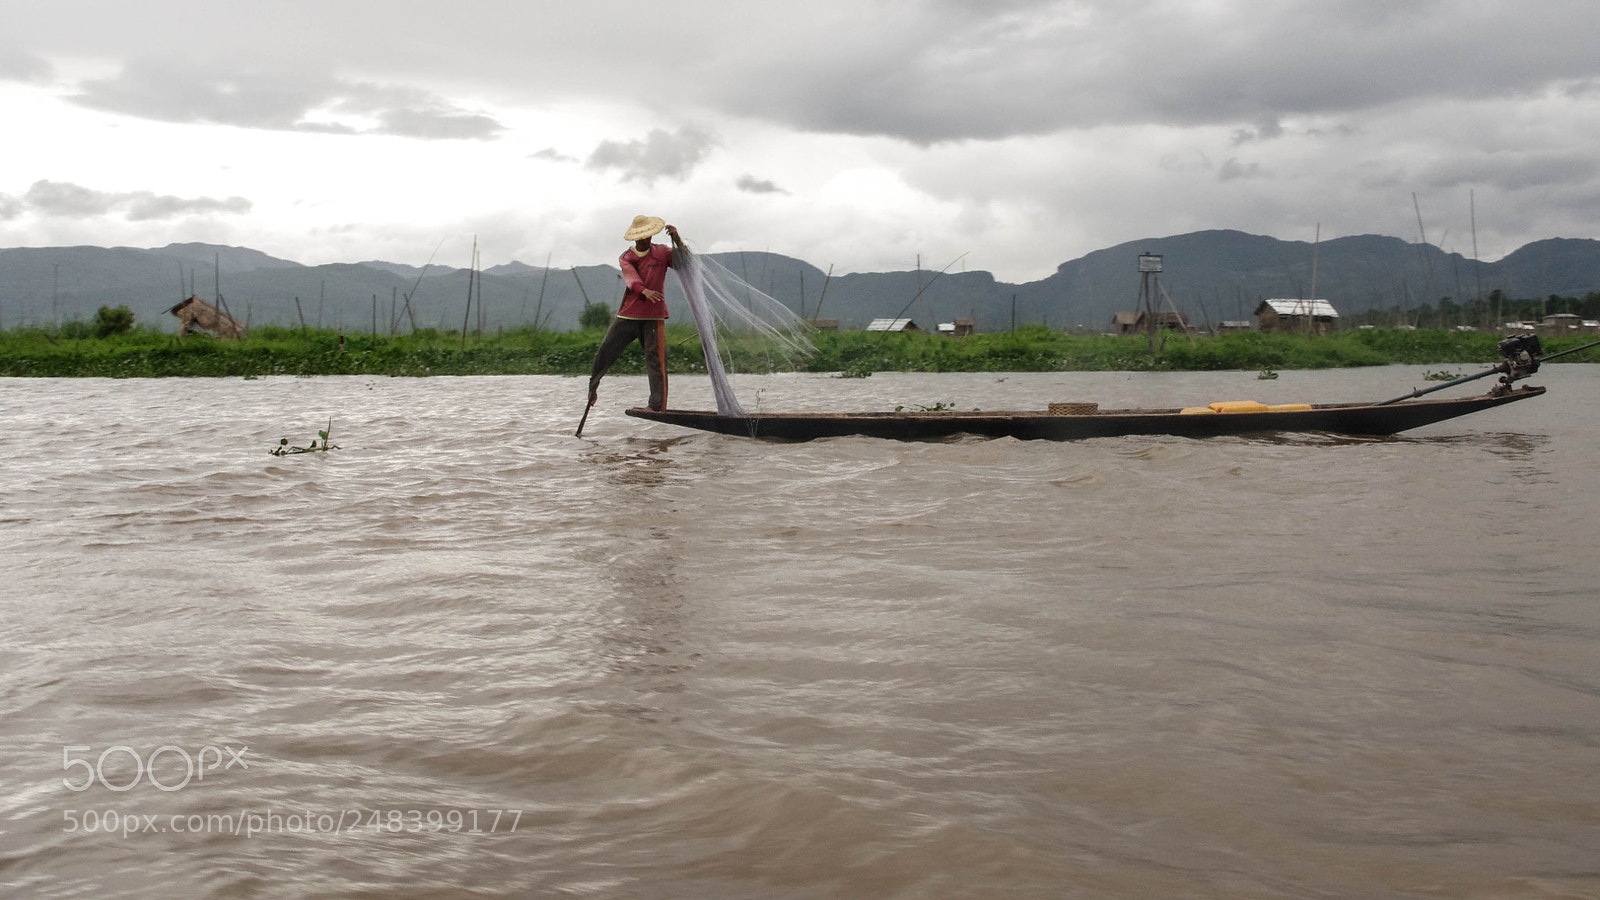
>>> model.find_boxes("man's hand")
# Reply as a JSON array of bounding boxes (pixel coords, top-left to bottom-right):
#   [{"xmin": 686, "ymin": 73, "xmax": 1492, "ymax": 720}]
[
  {"xmin": 588, "ymin": 385, "xmax": 598, "ymax": 406},
  {"xmin": 642, "ymin": 289, "xmax": 665, "ymax": 303}
]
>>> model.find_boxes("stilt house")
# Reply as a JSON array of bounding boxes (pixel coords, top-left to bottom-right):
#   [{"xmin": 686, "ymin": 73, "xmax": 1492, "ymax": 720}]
[
  {"xmin": 170, "ymin": 295, "xmax": 245, "ymax": 339},
  {"xmin": 1256, "ymin": 299, "xmax": 1339, "ymax": 335}
]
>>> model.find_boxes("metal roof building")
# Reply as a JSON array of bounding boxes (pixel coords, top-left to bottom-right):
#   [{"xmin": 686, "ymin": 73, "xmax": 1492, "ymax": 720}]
[
  {"xmin": 1261, "ymin": 299, "xmax": 1340, "ymax": 318},
  {"xmin": 866, "ymin": 318, "xmax": 922, "ymax": 332},
  {"xmin": 1256, "ymin": 298, "xmax": 1340, "ymax": 334}
]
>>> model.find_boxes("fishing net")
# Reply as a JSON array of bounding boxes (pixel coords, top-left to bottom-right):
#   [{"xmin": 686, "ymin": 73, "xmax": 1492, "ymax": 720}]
[{"xmin": 673, "ymin": 245, "xmax": 814, "ymax": 415}]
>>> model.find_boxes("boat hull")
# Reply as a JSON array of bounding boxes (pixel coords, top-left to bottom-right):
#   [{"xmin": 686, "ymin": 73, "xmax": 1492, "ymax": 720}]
[{"xmin": 625, "ymin": 386, "xmax": 1546, "ymax": 442}]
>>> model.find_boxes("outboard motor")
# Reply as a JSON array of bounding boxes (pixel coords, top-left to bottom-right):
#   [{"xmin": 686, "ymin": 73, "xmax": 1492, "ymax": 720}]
[{"xmin": 1493, "ymin": 333, "xmax": 1542, "ymax": 393}]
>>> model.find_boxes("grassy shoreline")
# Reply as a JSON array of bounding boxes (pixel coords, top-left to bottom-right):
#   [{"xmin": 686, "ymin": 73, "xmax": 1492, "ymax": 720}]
[{"xmin": 2, "ymin": 324, "xmax": 1596, "ymax": 378}]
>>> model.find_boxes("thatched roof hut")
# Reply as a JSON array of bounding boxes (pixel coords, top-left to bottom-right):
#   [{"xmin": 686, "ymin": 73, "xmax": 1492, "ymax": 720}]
[{"xmin": 170, "ymin": 295, "xmax": 245, "ymax": 339}]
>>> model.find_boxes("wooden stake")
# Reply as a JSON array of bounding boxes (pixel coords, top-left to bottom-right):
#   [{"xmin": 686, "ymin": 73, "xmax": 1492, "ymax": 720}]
[
  {"xmin": 575, "ymin": 396, "xmax": 596, "ymax": 437},
  {"xmin": 461, "ymin": 235, "xmax": 476, "ymax": 351}
]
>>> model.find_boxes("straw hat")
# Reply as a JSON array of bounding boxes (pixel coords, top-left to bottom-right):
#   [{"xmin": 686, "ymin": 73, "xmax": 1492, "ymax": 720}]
[{"xmin": 624, "ymin": 215, "xmax": 665, "ymax": 241}]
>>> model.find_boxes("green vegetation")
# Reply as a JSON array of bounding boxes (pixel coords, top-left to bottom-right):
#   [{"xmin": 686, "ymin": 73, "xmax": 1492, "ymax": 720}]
[
  {"xmin": 1346, "ymin": 289, "xmax": 1600, "ymax": 330},
  {"xmin": 93, "ymin": 305, "xmax": 135, "ymax": 338},
  {"xmin": 271, "ymin": 419, "xmax": 338, "ymax": 456},
  {"xmin": 1, "ymin": 321, "xmax": 1596, "ymax": 378},
  {"xmin": 578, "ymin": 301, "xmax": 613, "ymax": 330}
]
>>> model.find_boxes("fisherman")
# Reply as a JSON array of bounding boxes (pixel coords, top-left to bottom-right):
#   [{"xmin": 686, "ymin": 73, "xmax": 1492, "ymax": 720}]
[{"xmin": 587, "ymin": 215, "xmax": 683, "ymax": 412}]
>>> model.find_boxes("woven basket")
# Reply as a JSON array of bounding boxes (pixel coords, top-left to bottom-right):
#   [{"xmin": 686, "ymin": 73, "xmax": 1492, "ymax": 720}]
[{"xmin": 1047, "ymin": 402, "xmax": 1099, "ymax": 416}]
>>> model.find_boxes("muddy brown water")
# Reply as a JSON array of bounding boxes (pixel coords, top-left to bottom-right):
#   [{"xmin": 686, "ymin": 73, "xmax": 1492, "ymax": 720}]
[{"xmin": 2, "ymin": 367, "xmax": 1597, "ymax": 898}]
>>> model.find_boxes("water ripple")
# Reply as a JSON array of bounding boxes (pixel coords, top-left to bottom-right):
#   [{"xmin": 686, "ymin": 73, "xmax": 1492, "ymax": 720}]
[{"xmin": 2, "ymin": 369, "xmax": 1598, "ymax": 897}]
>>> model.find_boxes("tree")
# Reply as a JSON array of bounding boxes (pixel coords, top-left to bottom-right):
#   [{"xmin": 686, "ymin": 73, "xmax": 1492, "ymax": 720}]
[
  {"xmin": 1437, "ymin": 297, "xmax": 1461, "ymax": 327},
  {"xmin": 578, "ymin": 301, "xmax": 613, "ymax": 330},
  {"xmin": 93, "ymin": 305, "xmax": 135, "ymax": 338},
  {"xmin": 1488, "ymin": 289, "xmax": 1508, "ymax": 325}
]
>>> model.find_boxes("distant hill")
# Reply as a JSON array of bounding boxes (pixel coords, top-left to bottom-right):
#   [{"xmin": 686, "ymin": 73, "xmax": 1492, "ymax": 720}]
[
  {"xmin": 1011, "ymin": 231, "xmax": 1600, "ymax": 330},
  {"xmin": 150, "ymin": 242, "xmax": 304, "ymax": 274},
  {"xmin": 354, "ymin": 260, "xmax": 424, "ymax": 278},
  {"xmin": 2, "ymin": 233, "xmax": 1597, "ymax": 333}
]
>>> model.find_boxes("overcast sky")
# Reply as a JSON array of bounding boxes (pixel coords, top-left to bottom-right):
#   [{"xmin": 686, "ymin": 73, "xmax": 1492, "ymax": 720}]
[{"xmin": 2, "ymin": 0, "xmax": 1597, "ymax": 282}]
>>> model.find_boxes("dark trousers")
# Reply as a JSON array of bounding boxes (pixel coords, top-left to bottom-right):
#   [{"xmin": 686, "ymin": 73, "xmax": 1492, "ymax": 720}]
[{"xmin": 589, "ymin": 317, "xmax": 667, "ymax": 410}]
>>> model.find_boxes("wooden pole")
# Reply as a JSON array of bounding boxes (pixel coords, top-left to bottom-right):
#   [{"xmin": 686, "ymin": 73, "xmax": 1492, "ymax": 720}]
[
  {"xmin": 1472, "ymin": 189, "xmax": 1487, "ymax": 327},
  {"xmin": 812, "ymin": 264, "xmax": 834, "ymax": 319},
  {"xmin": 571, "ymin": 267, "xmax": 592, "ymax": 305},
  {"xmin": 1142, "ymin": 272, "xmax": 1155, "ymax": 353},
  {"xmin": 916, "ymin": 253, "xmax": 924, "ymax": 329},
  {"xmin": 214, "ymin": 252, "xmax": 238, "ymax": 332},
  {"xmin": 475, "ymin": 243, "xmax": 484, "ymax": 334},
  {"xmin": 1413, "ymin": 193, "xmax": 1437, "ymax": 311},
  {"xmin": 534, "ymin": 252, "xmax": 552, "ymax": 330},
  {"xmin": 461, "ymin": 235, "xmax": 476, "ymax": 351},
  {"xmin": 575, "ymin": 396, "xmax": 596, "ymax": 437},
  {"xmin": 1308, "ymin": 223, "xmax": 1320, "ymax": 335}
]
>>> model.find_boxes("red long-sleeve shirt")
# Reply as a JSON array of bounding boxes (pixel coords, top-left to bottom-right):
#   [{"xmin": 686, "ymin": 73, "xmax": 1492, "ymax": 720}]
[{"xmin": 616, "ymin": 244, "xmax": 675, "ymax": 319}]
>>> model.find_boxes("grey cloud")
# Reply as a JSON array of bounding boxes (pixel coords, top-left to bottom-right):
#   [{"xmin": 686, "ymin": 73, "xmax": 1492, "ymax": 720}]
[
  {"xmin": 1422, "ymin": 153, "xmax": 1600, "ymax": 192},
  {"xmin": 126, "ymin": 194, "xmax": 253, "ymax": 221},
  {"xmin": 1560, "ymin": 80, "xmax": 1600, "ymax": 100},
  {"xmin": 73, "ymin": 60, "xmax": 325, "ymax": 130},
  {"xmin": 0, "ymin": 194, "xmax": 22, "ymax": 221},
  {"xmin": 25, "ymin": 181, "xmax": 117, "ymax": 217},
  {"xmin": 22, "ymin": 180, "xmax": 251, "ymax": 220},
  {"xmin": 71, "ymin": 58, "xmax": 502, "ymax": 140},
  {"xmin": 531, "ymin": 148, "xmax": 577, "ymax": 163},
  {"xmin": 15, "ymin": 2, "xmax": 1600, "ymax": 149},
  {"xmin": 703, "ymin": 0, "xmax": 1600, "ymax": 143},
  {"xmin": 1355, "ymin": 164, "xmax": 1406, "ymax": 192},
  {"xmin": 376, "ymin": 107, "xmax": 502, "ymax": 140},
  {"xmin": 333, "ymin": 83, "xmax": 503, "ymax": 140},
  {"xmin": 736, "ymin": 175, "xmax": 787, "ymax": 195},
  {"xmin": 1218, "ymin": 158, "xmax": 1264, "ymax": 182},
  {"xmin": 1232, "ymin": 117, "xmax": 1286, "ymax": 146},
  {"xmin": 587, "ymin": 127, "xmax": 715, "ymax": 183},
  {"xmin": 0, "ymin": 44, "xmax": 51, "ymax": 83}
]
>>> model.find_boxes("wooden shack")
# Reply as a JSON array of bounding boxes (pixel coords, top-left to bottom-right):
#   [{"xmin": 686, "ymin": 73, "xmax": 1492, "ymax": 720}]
[
  {"xmin": 1535, "ymin": 313, "xmax": 1599, "ymax": 336},
  {"xmin": 170, "ymin": 295, "xmax": 245, "ymax": 339},
  {"xmin": 1112, "ymin": 310, "xmax": 1195, "ymax": 335},
  {"xmin": 1256, "ymin": 299, "xmax": 1339, "ymax": 335}
]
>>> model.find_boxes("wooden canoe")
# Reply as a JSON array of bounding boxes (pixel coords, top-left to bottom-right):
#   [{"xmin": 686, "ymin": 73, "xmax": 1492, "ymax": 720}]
[{"xmin": 625, "ymin": 385, "xmax": 1546, "ymax": 442}]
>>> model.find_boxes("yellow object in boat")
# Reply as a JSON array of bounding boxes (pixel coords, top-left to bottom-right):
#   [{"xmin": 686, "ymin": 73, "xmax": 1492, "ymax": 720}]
[
  {"xmin": 1209, "ymin": 400, "xmax": 1270, "ymax": 413},
  {"xmin": 1180, "ymin": 407, "xmax": 1218, "ymax": 415},
  {"xmin": 1268, "ymin": 403, "xmax": 1313, "ymax": 411}
]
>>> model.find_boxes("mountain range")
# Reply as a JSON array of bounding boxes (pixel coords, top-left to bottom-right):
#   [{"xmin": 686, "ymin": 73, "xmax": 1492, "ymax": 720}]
[{"xmin": 2, "ymin": 231, "xmax": 1597, "ymax": 335}]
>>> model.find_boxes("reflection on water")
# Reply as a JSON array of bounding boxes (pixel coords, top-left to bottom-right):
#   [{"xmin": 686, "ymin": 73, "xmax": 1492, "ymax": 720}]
[
  {"xmin": 585, "ymin": 436, "xmax": 699, "ymax": 722},
  {"xmin": 1, "ymin": 367, "xmax": 1598, "ymax": 898},
  {"xmin": 1410, "ymin": 430, "xmax": 1549, "ymax": 449}
]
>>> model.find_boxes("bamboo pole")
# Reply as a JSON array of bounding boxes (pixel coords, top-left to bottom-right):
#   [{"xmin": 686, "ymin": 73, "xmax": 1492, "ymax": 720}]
[
  {"xmin": 812, "ymin": 264, "xmax": 834, "ymax": 319},
  {"xmin": 461, "ymin": 235, "xmax": 476, "ymax": 351},
  {"xmin": 571, "ymin": 267, "xmax": 592, "ymax": 306}
]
